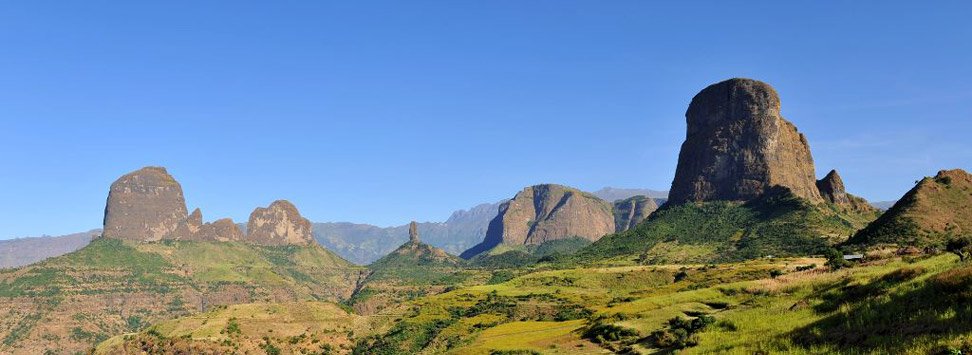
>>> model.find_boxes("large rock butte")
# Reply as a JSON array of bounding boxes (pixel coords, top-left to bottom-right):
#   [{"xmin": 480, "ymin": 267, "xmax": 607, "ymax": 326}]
[
  {"xmin": 246, "ymin": 200, "xmax": 315, "ymax": 246},
  {"xmin": 103, "ymin": 167, "xmax": 190, "ymax": 241},
  {"xmin": 668, "ymin": 78, "xmax": 823, "ymax": 205},
  {"xmin": 461, "ymin": 184, "xmax": 615, "ymax": 258}
]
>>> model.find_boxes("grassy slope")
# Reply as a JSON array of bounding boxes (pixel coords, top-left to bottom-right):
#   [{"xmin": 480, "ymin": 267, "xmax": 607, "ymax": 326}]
[
  {"xmin": 576, "ymin": 189, "xmax": 874, "ymax": 265},
  {"xmin": 0, "ymin": 238, "xmax": 362, "ymax": 354},
  {"xmin": 354, "ymin": 253, "xmax": 972, "ymax": 354},
  {"xmin": 849, "ymin": 170, "xmax": 972, "ymax": 247},
  {"xmin": 96, "ymin": 301, "xmax": 367, "ymax": 354},
  {"xmin": 349, "ymin": 241, "xmax": 488, "ymax": 316}
]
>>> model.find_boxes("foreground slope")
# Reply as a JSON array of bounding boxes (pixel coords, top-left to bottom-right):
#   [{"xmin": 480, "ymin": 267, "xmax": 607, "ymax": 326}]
[
  {"xmin": 353, "ymin": 249, "xmax": 972, "ymax": 354},
  {"xmin": 0, "ymin": 238, "xmax": 362, "ymax": 354},
  {"xmin": 96, "ymin": 301, "xmax": 367, "ymax": 354},
  {"xmin": 849, "ymin": 169, "xmax": 972, "ymax": 247}
]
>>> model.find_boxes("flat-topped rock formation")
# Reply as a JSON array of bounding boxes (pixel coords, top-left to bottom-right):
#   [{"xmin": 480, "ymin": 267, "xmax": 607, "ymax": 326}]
[
  {"xmin": 668, "ymin": 78, "xmax": 822, "ymax": 205},
  {"xmin": 103, "ymin": 167, "xmax": 190, "ymax": 241}
]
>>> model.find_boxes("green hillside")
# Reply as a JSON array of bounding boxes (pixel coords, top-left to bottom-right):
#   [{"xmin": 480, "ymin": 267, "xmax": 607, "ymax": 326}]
[
  {"xmin": 351, "ymin": 253, "xmax": 972, "ymax": 354},
  {"xmin": 0, "ymin": 238, "xmax": 362, "ymax": 354},
  {"xmin": 576, "ymin": 188, "xmax": 877, "ymax": 265},
  {"xmin": 849, "ymin": 169, "xmax": 972, "ymax": 247}
]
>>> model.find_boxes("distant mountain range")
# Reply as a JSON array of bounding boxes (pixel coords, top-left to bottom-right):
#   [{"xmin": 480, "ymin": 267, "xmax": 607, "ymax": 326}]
[
  {"xmin": 0, "ymin": 229, "xmax": 100, "ymax": 268},
  {"xmin": 592, "ymin": 187, "xmax": 668, "ymax": 201},
  {"xmin": 1, "ymin": 188, "xmax": 668, "ymax": 267},
  {"xmin": 315, "ymin": 188, "xmax": 669, "ymax": 264}
]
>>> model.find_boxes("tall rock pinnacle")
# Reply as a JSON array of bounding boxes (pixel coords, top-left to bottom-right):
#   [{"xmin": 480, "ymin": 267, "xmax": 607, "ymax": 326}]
[
  {"xmin": 408, "ymin": 221, "xmax": 420, "ymax": 244},
  {"xmin": 103, "ymin": 166, "xmax": 190, "ymax": 241},
  {"xmin": 668, "ymin": 78, "xmax": 822, "ymax": 205}
]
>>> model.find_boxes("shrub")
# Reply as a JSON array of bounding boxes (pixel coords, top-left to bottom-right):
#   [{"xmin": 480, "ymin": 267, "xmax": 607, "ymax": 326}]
[
  {"xmin": 674, "ymin": 269, "xmax": 689, "ymax": 282},
  {"xmin": 796, "ymin": 264, "xmax": 817, "ymax": 272},
  {"xmin": 946, "ymin": 236, "xmax": 972, "ymax": 262},
  {"xmin": 650, "ymin": 315, "xmax": 715, "ymax": 349},
  {"xmin": 582, "ymin": 323, "xmax": 640, "ymax": 344}
]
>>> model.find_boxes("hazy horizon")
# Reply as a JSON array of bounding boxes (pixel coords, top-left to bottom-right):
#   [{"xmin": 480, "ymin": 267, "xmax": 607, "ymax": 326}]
[{"xmin": 3, "ymin": 2, "xmax": 970, "ymax": 238}]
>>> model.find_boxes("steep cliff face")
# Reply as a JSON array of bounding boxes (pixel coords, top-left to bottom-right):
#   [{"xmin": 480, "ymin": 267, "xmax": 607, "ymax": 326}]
[
  {"xmin": 102, "ymin": 167, "xmax": 190, "ymax": 241},
  {"xmin": 461, "ymin": 184, "xmax": 614, "ymax": 258},
  {"xmin": 613, "ymin": 195, "xmax": 658, "ymax": 232},
  {"xmin": 246, "ymin": 200, "xmax": 315, "ymax": 246},
  {"xmin": 850, "ymin": 169, "xmax": 972, "ymax": 247},
  {"xmin": 668, "ymin": 78, "xmax": 822, "ymax": 205}
]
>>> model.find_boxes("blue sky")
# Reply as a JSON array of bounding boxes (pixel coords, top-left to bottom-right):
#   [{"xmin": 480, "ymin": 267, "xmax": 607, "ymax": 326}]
[{"xmin": 2, "ymin": 1, "xmax": 970, "ymax": 238}]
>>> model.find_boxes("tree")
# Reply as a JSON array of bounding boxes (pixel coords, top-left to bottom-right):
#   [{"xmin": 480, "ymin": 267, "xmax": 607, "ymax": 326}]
[
  {"xmin": 946, "ymin": 236, "xmax": 972, "ymax": 262},
  {"xmin": 825, "ymin": 248, "xmax": 848, "ymax": 270}
]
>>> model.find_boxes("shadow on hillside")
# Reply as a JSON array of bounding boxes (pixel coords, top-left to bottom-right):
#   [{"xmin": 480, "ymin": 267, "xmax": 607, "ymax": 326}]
[{"xmin": 791, "ymin": 265, "xmax": 972, "ymax": 352}]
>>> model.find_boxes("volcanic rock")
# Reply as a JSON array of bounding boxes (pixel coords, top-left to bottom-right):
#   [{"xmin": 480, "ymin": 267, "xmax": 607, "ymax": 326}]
[
  {"xmin": 816, "ymin": 169, "xmax": 876, "ymax": 213},
  {"xmin": 195, "ymin": 218, "xmax": 245, "ymax": 242},
  {"xmin": 460, "ymin": 184, "xmax": 614, "ymax": 258},
  {"xmin": 668, "ymin": 78, "xmax": 822, "ymax": 205},
  {"xmin": 246, "ymin": 200, "xmax": 315, "ymax": 246},
  {"xmin": 613, "ymin": 195, "xmax": 658, "ymax": 232},
  {"xmin": 408, "ymin": 221, "xmax": 420, "ymax": 244},
  {"xmin": 103, "ymin": 167, "xmax": 190, "ymax": 241}
]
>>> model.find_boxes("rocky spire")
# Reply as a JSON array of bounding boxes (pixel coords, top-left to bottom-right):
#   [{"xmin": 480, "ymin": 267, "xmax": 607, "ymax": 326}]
[
  {"xmin": 408, "ymin": 221, "xmax": 420, "ymax": 244},
  {"xmin": 668, "ymin": 78, "xmax": 823, "ymax": 205},
  {"xmin": 817, "ymin": 169, "xmax": 850, "ymax": 205}
]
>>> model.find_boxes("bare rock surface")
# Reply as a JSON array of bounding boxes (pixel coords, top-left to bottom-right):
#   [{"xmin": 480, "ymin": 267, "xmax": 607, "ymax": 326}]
[
  {"xmin": 669, "ymin": 78, "xmax": 822, "ymax": 205},
  {"xmin": 816, "ymin": 169, "xmax": 876, "ymax": 213},
  {"xmin": 246, "ymin": 200, "xmax": 315, "ymax": 246},
  {"xmin": 103, "ymin": 167, "xmax": 190, "ymax": 241},
  {"xmin": 613, "ymin": 195, "xmax": 659, "ymax": 232},
  {"xmin": 461, "ymin": 184, "xmax": 614, "ymax": 258},
  {"xmin": 195, "ymin": 218, "xmax": 245, "ymax": 242}
]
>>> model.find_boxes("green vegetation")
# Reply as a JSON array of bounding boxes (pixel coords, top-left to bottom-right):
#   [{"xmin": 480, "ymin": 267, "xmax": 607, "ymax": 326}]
[{"xmin": 576, "ymin": 189, "xmax": 869, "ymax": 265}]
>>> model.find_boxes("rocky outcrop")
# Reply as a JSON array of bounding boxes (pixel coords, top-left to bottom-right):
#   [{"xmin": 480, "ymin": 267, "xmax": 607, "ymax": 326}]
[
  {"xmin": 668, "ymin": 78, "xmax": 822, "ymax": 205},
  {"xmin": 613, "ymin": 195, "xmax": 658, "ymax": 232},
  {"xmin": 103, "ymin": 167, "xmax": 308, "ymax": 246},
  {"xmin": 246, "ymin": 200, "xmax": 315, "ymax": 246},
  {"xmin": 103, "ymin": 167, "xmax": 190, "ymax": 241},
  {"xmin": 816, "ymin": 170, "xmax": 850, "ymax": 205},
  {"xmin": 849, "ymin": 169, "xmax": 972, "ymax": 247},
  {"xmin": 460, "ymin": 184, "xmax": 615, "ymax": 258},
  {"xmin": 408, "ymin": 221, "xmax": 420, "ymax": 244},
  {"xmin": 195, "ymin": 218, "xmax": 245, "ymax": 242},
  {"xmin": 816, "ymin": 169, "xmax": 876, "ymax": 213}
]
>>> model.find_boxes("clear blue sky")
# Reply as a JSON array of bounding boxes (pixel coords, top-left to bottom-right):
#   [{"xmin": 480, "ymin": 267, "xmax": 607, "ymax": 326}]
[{"xmin": 2, "ymin": 1, "xmax": 970, "ymax": 238}]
